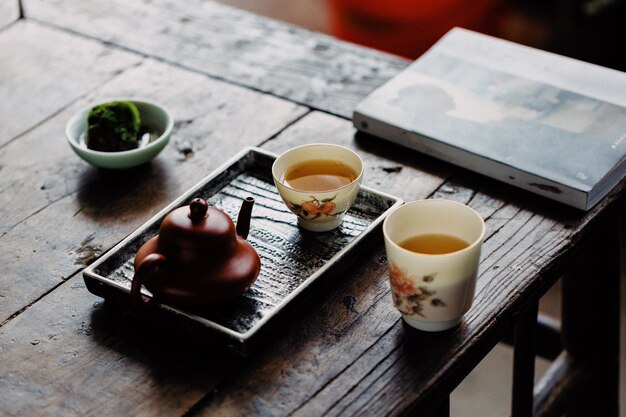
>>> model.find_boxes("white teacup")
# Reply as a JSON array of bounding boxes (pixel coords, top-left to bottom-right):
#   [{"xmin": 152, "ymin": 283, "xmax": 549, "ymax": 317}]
[
  {"xmin": 383, "ymin": 199, "xmax": 485, "ymax": 331},
  {"xmin": 272, "ymin": 143, "xmax": 364, "ymax": 232}
]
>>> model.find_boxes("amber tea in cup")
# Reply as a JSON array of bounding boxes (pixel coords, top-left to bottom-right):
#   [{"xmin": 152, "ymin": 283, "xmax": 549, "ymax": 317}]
[
  {"xmin": 398, "ymin": 233, "xmax": 470, "ymax": 255},
  {"xmin": 272, "ymin": 143, "xmax": 363, "ymax": 232},
  {"xmin": 281, "ymin": 159, "xmax": 358, "ymax": 192}
]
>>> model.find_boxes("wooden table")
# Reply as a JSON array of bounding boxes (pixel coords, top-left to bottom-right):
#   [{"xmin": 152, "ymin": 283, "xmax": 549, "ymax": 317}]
[{"xmin": 0, "ymin": 1, "xmax": 622, "ymax": 416}]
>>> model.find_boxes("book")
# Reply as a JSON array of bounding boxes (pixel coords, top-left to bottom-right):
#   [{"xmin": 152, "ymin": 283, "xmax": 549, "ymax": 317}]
[{"xmin": 353, "ymin": 27, "xmax": 626, "ymax": 210}]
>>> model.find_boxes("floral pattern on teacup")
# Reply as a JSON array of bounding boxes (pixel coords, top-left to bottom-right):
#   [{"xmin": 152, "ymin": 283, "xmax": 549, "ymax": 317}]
[
  {"xmin": 389, "ymin": 262, "xmax": 446, "ymax": 318},
  {"xmin": 288, "ymin": 195, "xmax": 337, "ymax": 220}
]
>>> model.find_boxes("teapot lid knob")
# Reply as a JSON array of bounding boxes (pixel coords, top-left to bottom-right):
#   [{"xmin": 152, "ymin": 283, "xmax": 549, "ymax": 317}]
[{"xmin": 188, "ymin": 198, "xmax": 208, "ymax": 223}]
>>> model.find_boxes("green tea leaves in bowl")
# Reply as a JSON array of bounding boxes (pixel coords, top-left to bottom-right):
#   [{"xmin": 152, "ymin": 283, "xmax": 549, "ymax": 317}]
[{"xmin": 86, "ymin": 101, "xmax": 141, "ymax": 152}]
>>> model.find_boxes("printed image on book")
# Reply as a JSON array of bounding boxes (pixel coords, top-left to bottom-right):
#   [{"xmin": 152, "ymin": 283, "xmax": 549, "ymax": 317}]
[{"xmin": 354, "ymin": 28, "xmax": 626, "ymax": 210}]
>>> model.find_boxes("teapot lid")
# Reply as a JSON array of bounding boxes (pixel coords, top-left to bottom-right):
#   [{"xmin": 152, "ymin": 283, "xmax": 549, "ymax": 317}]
[{"xmin": 159, "ymin": 198, "xmax": 236, "ymax": 250}]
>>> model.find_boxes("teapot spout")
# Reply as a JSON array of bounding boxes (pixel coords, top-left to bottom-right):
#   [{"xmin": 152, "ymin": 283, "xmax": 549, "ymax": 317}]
[{"xmin": 236, "ymin": 197, "xmax": 255, "ymax": 239}]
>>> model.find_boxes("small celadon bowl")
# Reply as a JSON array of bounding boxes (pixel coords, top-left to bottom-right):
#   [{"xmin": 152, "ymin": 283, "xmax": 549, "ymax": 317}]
[{"xmin": 66, "ymin": 99, "xmax": 173, "ymax": 169}]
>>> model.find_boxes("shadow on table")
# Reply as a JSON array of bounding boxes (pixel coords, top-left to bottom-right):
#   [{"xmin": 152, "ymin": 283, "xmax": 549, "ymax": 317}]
[
  {"xmin": 354, "ymin": 130, "xmax": 589, "ymax": 226},
  {"xmin": 75, "ymin": 159, "xmax": 175, "ymax": 221},
  {"xmin": 88, "ymin": 296, "xmax": 245, "ymax": 378}
]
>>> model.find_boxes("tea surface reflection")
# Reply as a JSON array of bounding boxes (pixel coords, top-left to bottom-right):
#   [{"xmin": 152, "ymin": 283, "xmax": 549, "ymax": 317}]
[
  {"xmin": 399, "ymin": 233, "xmax": 470, "ymax": 255},
  {"xmin": 282, "ymin": 159, "xmax": 357, "ymax": 192}
]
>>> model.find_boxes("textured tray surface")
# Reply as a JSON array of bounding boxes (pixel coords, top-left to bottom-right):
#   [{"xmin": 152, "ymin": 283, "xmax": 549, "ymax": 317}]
[{"xmin": 85, "ymin": 148, "xmax": 401, "ymax": 342}]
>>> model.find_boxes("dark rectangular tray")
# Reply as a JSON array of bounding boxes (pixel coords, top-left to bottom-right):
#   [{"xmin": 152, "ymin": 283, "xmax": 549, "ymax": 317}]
[{"xmin": 83, "ymin": 147, "xmax": 402, "ymax": 353}]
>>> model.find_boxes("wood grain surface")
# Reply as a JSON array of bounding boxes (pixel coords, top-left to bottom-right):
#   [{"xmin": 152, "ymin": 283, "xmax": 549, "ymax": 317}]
[
  {"xmin": 0, "ymin": 3, "xmax": 624, "ymax": 417},
  {"xmin": 0, "ymin": 22, "xmax": 141, "ymax": 148},
  {"xmin": 22, "ymin": 0, "xmax": 407, "ymax": 118},
  {"xmin": 196, "ymin": 117, "xmax": 626, "ymax": 415},
  {"xmin": 0, "ymin": 20, "xmax": 306, "ymax": 325}
]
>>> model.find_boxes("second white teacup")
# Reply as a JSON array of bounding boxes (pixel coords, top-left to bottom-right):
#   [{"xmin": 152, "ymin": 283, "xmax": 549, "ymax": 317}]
[
  {"xmin": 383, "ymin": 199, "xmax": 485, "ymax": 331},
  {"xmin": 272, "ymin": 143, "xmax": 364, "ymax": 232}
]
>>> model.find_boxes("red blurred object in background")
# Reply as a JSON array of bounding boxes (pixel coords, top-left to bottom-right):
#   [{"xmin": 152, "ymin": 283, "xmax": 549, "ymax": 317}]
[{"xmin": 328, "ymin": 0, "xmax": 502, "ymax": 58}]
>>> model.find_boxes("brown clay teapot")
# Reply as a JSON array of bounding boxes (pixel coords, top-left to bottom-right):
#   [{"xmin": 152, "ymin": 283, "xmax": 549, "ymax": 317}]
[{"xmin": 131, "ymin": 197, "xmax": 261, "ymax": 308}]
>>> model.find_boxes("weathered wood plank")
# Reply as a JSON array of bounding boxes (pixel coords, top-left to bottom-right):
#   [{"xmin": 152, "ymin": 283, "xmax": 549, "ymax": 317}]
[
  {"xmin": 0, "ymin": 21, "xmax": 141, "ymax": 148},
  {"xmin": 261, "ymin": 111, "xmax": 453, "ymax": 200},
  {"xmin": 0, "ymin": 31, "xmax": 306, "ymax": 325},
  {"xmin": 22, "ymin": 0, "xmax": 407, "ymax": 118},
  {"xmin": 0, "ymin": 0, "xmax": 19, "ymax": 30},
  {"xmin": 1, "ymin": 8, "xmax": 623, "ymax": 417},
  {"xmin": 0, "ymin": 276, "xmax": 242, "ymax": 416},
  {"xmin": 1, "ymin": 105, "xmax": 623, "ymax": 416},
  {"xmin": 0, "ymin": 35, "xmax": 307, "ymax": 417},
  {"xmin": 0, "ymin": 108, "xmax": 441, "ymax": 415},
  {"xmin": 191, "ymin": 140, "xmax": 626, "ymax": 415},
  {"xmin": 290, "ymin": 189, "xmax": 625, "ymax": 417}
]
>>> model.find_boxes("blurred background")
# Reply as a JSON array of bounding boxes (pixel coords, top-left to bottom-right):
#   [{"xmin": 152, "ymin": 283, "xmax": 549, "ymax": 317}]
[{"xmin": 216, "ymin": 0, "xmax": 626, "ymax": 71}]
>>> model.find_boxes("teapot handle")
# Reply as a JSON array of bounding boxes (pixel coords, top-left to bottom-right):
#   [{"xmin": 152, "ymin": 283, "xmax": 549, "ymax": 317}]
[{"xmin": 131, "ymin": 253, "xmax": 167, "ymax": 308}]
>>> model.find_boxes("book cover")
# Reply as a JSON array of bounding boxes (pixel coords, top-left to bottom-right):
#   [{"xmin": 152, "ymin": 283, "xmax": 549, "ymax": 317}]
[{"xmin": 353, "ymin": 28, "xmax": 626, "ymax": 210}]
